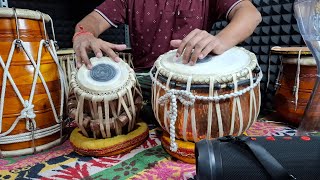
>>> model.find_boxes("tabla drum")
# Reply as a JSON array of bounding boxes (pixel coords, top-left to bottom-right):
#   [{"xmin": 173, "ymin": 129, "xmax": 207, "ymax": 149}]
[
  {"xmin": 117, "ymin": 48, "xmax": 134, "ymax": 68},
  {"xmin": 56, "ymin": 48, "xmax": 131, "ymax": 92},
  {"xmin": 0, "ymin": 8, "xmax": 66, "ymax": 157},
  {"xmin": 69, "ymin": 57, "xmax": 148, "ymax": 156},
  {"xmin": 150, "ymin": 47, "xmax": 262, "ymax": 163},
  {"xmin": 271, "ymin": 46, "xmax": 318, "ymax": 125},
  {"xmin": 57, "ymin": 48, "xmax": 76, "ymax": 91}
]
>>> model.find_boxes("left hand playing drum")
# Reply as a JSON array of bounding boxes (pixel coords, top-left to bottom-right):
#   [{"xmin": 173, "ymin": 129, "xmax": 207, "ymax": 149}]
[{"xmin": 170, "ymin": 29, "xmax": 227, "ymax": 66}]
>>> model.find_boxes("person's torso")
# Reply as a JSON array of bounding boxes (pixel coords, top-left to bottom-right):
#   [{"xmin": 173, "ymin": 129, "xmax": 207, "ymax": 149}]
[{"xmin": 127, "ymin": 0, "xmax": 209, "ymax": 71}]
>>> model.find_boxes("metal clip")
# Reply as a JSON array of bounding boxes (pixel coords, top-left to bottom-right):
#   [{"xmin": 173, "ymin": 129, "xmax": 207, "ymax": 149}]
[{"xmin": 53, "ymin": 41, "xmax": 59, "ymax": 50}]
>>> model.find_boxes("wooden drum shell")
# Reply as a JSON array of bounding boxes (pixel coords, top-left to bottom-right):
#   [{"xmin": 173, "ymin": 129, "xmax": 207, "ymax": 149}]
[
  {"xmin": 272, "ymin": 47, "xmax": 317, "ymax": 125},
  {"xmin": 154, "ymin": 82, "xmax": 261, "ymax": 142},
  {"xmin": 274, "ymin": 63, "xmax": 317, "ymax": 125},
  {"xmin": 0, "ymin": 16, "xmax": 61, "ymax": 151}
]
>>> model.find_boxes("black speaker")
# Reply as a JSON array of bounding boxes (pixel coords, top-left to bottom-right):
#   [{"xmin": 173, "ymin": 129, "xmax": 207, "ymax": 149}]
[{"xmin": 195, "ymin": 136, "xmax": 320, "ymax": 180}]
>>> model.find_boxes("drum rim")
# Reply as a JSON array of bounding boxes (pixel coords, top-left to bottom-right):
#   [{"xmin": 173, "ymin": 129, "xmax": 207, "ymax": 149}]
[
  {"xmin": 152, "ymin": 66, "xmax": 260, "ymax": 90},
  {"xmin": 153, "ymin": 46, "xmax": 258, "ymax": 84},
  {"xmin": 0, "ymin": 8, "xmax": 51, "ymax": 22},
  {"xmin": 70, "ymin": 58, "xmax": 136, "ymax": 102},
  {"xmin": 271, "ymin": 46, "xmax": 312, "ymax": 55},
  {"xmin": 57, "ymin": 48, "xmax": 75, "ymax": 56}
]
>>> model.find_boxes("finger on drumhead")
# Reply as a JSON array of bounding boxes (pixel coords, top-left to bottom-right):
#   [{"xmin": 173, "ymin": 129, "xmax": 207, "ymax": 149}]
[
  {"xmin": 177, "ymin": 29, "xmax": 200, "ymax": 57},
  {"xmin": 170, "ymin": 40, "xmax": 182, "ymax": 57},
  {"xmin": 190, "ymin": 50, "xmax": 202, "ymax": 66},
  {"xmin": 101, "ymin": 44, "xmax": 121, "ymax": 62},
  {"xmin": 193, "ymin": 36, "xmax": 212, "ymax": 62},
  {"xmin": 76, "ymin": 59, "xmax": 82, "ymax": 68},
  {"xmin": 74, "ymin": 50, "xmax": 83, "ymax": 68},
  {"xmin": 201, "ymin": 41, "xmax": 217, "ymax": 58},
  {"xmin": 92, "ymin": 46, "xmax": 103, "ymax": 58},
  {"xmin": 107, "ymin": 42, "xmax": 127, "ymax": 51},
  {"xmin": 170, "ymin": 40, "xmax": 182, "ymax": 47},
  {"xmin": 80, "ymin": 48, "xmax": 92, "ymax": 69},
  {"xmin": 114, "ymin": 44, "xmax": 127, "ymax": 51}
]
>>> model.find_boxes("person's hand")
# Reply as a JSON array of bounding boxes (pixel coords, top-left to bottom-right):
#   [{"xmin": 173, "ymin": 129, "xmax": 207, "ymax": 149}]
[
  {"xmin": 73, "ymin": 33, "xmax": 127, "ymax": 69},
  {"xmin": 170, "ymin": 29, "xmax": 228, "ymax": 65}
]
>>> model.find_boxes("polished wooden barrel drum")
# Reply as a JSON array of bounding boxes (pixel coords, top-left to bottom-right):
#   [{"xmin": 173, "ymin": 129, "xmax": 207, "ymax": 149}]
[
  {"xmin": 272, "ymin": 47, "xmax": 318, "ymax": 125},
  {"xmin": 69, "ymin": 57, "xmax": 148, "ymax": 156},
  {"xmin": 0, "ymin": 8, "xmax": 66, "ymax": 157},
  {"xmin": 150, "ymin": 47, "xmax": 262, "ymax": 163}
]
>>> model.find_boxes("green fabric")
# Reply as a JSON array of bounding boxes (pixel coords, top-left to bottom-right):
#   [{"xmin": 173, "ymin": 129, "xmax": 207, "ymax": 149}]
[{"xmin": 91, "ymin": 146, "xmax": 169, "ymax": 180}]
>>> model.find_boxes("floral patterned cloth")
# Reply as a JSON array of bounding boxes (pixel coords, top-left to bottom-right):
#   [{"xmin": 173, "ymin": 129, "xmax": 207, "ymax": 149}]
[{"xmin": 0, "ymin": 121, "xmax": 296, "ymax": 180}]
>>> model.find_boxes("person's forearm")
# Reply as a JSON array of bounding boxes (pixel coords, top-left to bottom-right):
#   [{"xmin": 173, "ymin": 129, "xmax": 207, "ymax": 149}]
[
  {"xmin": 75, "ymin": 11, "xmax": 112, "ymax": 37},
  {"xmin": 216, "ymin": 1, "xmax": 262, "ymax": 49}
]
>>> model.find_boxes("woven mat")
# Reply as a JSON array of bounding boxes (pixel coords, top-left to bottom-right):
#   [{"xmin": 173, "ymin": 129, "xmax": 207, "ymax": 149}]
[{"xmin": 0, "ymin": 120, "xmax": 296, "ymax": 180}]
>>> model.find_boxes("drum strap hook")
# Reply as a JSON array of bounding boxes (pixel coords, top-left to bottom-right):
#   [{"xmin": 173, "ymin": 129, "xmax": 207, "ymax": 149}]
[{"xmin": 12, "ymin": 8, "xmax": 21, "ymax": 42}]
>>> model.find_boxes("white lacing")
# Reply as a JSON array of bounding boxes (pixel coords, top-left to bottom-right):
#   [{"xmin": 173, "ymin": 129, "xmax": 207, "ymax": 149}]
[
  {"xmin": 158, "ymin": 89, "xmax": 196, "ymax": 152},
  {"xmin": 0, "ymin": 39, "xmax": 66, "ymax": 150},
  {"xmin": 150, "ymin": 65, "xmax": 263, "ymax": 152},
  {"xmin": 294, "ymin": 50, "xmax": 302, "ymax": 111},
  {"xmin": 19, "ymin": 100, "xmax": 36, "ymax": 119}
]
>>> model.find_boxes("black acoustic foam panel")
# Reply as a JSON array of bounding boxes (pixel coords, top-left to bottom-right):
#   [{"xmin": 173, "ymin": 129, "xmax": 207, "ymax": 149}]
[{"xmin": 212, "ymin": 0, "xmax": 305, "ymax": 114}]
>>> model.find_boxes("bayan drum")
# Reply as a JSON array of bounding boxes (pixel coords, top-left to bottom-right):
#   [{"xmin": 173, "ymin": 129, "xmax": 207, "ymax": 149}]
[
  {"xmin": 0, "ymin": 8, "xmax": 66, "ymax": 157},
  {"xmin": 271, "ymin": 47, "xmax": 318, "ymax": 125},
  {"xmin": 69, "ymin": 57, "xmax": 148, "ymax": 156},
  {"xmin": 150, "ymin": 47, "xmax": 262, "ymax": 163}
]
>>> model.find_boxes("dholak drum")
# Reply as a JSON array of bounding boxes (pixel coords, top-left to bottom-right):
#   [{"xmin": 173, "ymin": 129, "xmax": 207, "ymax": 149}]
[
  {"xmin": 0, "ymin": 8, "xmax": 66, "ymax": 157},
  {"xmin": 69, "ymin": 57, "xmax": 148, "ymax": 156},
  {"xmin": 150, "ymin": 47, "xmax": 263, "ymax": 163},
  {"xmin": 271, "ymin": 47, "xmax": 317, "ymax": 125}
]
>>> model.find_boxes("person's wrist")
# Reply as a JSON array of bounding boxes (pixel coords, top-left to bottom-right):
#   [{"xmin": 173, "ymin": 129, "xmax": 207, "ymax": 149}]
[{"xmin": 72, "ymin": 25, "xmax": 94, "ymax": 42}]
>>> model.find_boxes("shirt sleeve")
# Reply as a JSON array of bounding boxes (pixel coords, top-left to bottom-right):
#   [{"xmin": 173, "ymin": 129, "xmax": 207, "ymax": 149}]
[
  {"xmin": 213, "ymin": 0, "xmax": 243, "ymax": 20},
  {"xmin": 95, "ymin": 0, "xmax": 128, "ymax": 28}
]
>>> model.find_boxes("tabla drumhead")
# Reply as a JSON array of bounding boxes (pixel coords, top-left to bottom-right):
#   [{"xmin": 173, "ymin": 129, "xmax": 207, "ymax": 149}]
[
  {"xmin": 76, "ymin": 57, "xmax": 130, "ymax": 93},
  {"xmin": 271, "ymin": 46, "xmax": 312, "ymax": 55},
  {"xmin": 155, "ymin": 47, "xmax": 257, "ymax": 83}
]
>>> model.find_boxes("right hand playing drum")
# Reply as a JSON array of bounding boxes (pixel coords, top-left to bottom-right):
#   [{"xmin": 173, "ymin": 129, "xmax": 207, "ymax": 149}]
[
  {"xmin": 72, "ymin": 12, "xmax": 127, "ymax": 69},
  {"xmin": 73, "ymin": 32, "xmax": 127, "ymax": 69}
]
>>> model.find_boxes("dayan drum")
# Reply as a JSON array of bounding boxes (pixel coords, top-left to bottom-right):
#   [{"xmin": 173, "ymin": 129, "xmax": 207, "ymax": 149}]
[
  {"xmin": 69, "ymin": 57, "xmax": 148, "ymax": 156},
  {"xmin": 56, "ymin": 49, "xmax": 134, "ymax": 86},
  {"xmin": 271, "ymin": 47, "xmax": 318, "ymax": 125},
  {"xmin": 150, "ymin": 47, "xmax": 262, "ymax": 163},
  {"xmin": 0, "ymin": 8, "xmax": 66, "ymax": 157},
  {"xmin": 56, "ymin": 48, "xmax": 133, "ymax": 91}
]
